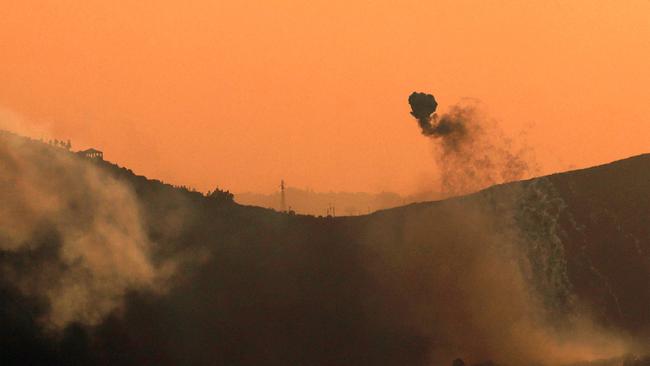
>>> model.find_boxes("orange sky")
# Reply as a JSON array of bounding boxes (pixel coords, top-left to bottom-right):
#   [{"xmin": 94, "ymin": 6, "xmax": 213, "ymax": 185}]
[{"xmin": 1, "ymin": 1, "xmax": 649, "ymax": 194}]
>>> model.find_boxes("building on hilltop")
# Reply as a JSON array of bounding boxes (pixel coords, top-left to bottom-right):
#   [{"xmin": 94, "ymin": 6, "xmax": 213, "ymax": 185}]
[{"xmin": 79, "ymin": 148, "xmax": 103, "ymax": 160}]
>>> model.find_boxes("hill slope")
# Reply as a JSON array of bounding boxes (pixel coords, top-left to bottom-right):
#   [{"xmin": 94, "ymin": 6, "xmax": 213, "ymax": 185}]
[{"xmin": 0, "ymin": 131, "xmax": 648, "ymax": 366}]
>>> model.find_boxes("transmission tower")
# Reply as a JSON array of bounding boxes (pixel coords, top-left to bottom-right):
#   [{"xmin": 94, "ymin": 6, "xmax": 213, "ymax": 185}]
[{"xmin": 280, "ymin": 180, "xmax": 286, "ymax": 212}]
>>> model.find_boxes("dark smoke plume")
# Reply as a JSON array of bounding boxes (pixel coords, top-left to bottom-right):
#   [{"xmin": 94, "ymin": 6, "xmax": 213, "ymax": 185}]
[
  {"xmin": 408, "ymin": 92, "xmax": 467, "ymax": 144},
  {"xmin": 408, "ymin": 91, "xmax": 534, "ymax": 196},
  {"xmin": 408, "ymin": 92, "xmax": 438, "ymax": 131}
]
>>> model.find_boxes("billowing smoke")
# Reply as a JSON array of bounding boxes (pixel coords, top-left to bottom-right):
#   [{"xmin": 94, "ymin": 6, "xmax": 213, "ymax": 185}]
[
  {"xmin": 361, "ymin": 181, "xmax": 639, "ymax": 365},
  {"xmin": 0, "ymin": 130, "xmax": 173, "ymax": 328},
  {"xmin": 402, "ymin": 92, "xmax": 646, "ymax": 364},
  {"xmin": 408, "ymin": 91, "xmax": 533, "ymax": 197},
  {"xmin": 408, "ymin": 92, "xmax": 467, "ymax": 143}
]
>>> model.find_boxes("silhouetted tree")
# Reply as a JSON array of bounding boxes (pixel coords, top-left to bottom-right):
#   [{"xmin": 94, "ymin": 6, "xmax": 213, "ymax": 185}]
[{"xmin": 207, "ymin": 187, "xmax": 234, "ymax": 203}]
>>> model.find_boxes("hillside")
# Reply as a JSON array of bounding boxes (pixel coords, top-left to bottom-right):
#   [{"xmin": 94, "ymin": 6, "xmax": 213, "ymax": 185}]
[{"xmin": 0, "ymin": 131, "xmax": 648, "ymax": 366}]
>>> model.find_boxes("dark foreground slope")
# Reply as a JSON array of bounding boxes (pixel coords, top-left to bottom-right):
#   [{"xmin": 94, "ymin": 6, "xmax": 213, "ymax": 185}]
[
  {"xmin": 0, "ymin": 131, "xmax": 648, "ymax": 366},
  {"xmin": 547, "ymin": 156, "xmax": 650, "ymax": 335}
]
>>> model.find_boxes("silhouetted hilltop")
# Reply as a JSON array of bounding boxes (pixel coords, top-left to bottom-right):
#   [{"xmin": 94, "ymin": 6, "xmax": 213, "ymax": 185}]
[{"xmin": 0, "ymin": 130, "xmax": 648, "ymax": 366}]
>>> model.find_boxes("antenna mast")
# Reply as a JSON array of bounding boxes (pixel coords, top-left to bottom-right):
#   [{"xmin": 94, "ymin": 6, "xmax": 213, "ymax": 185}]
[{"xmin": 280, "ymin": 180, "xmax": 286, "ymax": 212}]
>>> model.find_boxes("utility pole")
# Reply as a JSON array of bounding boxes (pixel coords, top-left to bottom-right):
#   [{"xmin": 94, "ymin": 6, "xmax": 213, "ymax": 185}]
[{"xmin": 280, "ymin": 180, "xmax": 286, "ymax": 212}]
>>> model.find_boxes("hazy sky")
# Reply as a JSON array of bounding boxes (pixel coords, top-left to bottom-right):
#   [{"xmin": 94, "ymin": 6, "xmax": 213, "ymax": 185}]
[{"xmin": 1, "ymin": 1, "xmax": 649, "ymax": 194}]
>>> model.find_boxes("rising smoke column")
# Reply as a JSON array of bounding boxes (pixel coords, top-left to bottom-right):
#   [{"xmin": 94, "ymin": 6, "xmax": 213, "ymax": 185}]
[
  {"xmin": 404, "ymin": 92, "xmax": 645, "ymax": 364},
  {"xmin": 408, "ymin": 91, "xmax": 532, "ymax": 196}
]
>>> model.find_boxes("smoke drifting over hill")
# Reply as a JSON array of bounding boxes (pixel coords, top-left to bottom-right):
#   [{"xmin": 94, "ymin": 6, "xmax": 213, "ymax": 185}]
[
  {"xmin": 408, "ymin": 92, "xmax": 533, "ymax": 196},
  {"xmin": 362, "ymin": 181, "xmax": 642, "ymax": 365},
  {"xmin": 0, "ymin": 131, "xmax": 168, "ymax": 328}
]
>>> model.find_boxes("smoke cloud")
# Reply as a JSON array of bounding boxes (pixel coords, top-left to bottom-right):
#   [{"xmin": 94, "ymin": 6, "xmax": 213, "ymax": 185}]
[
  {"xmin": 403, "ymin": 94, "xmax": 645, "ymax": 363},
  {"xmin": 408, "ymin": 92, "xmax": 534, "ymax": 197},
  {"xmin": 0, "ymin": 130, "xmax": 169, "ymax": 328},
  {"xmin": 361, "ymin": 181, "xmax": 640, "ymax": 365}
]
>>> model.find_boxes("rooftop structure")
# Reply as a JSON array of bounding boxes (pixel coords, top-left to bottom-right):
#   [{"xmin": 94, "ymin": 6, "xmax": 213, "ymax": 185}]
[{"xmin": 79, "ymin": 148, "xmax": 103, "ymax": 160}]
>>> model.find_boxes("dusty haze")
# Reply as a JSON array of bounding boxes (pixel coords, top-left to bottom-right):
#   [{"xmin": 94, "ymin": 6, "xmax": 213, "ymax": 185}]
[{"xmin": 1, "ymin": 1, "xmax": 649, "ymax": 194}]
